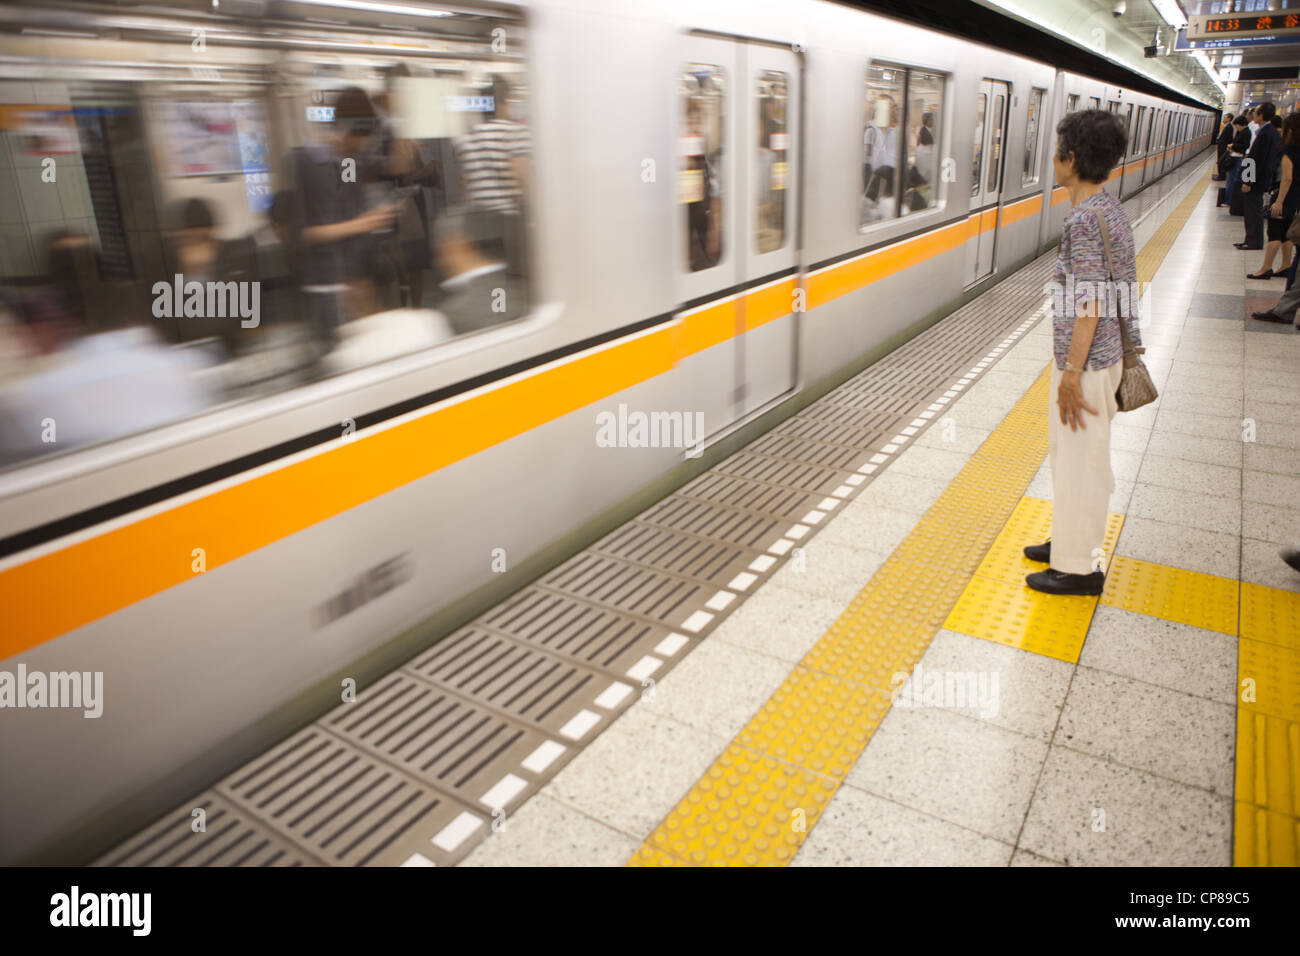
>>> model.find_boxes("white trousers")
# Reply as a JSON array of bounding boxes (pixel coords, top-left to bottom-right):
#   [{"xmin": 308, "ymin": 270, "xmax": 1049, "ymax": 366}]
[{"xmin": 1048, "ymin": 361, "xmax": 1124, "ymax": 575}]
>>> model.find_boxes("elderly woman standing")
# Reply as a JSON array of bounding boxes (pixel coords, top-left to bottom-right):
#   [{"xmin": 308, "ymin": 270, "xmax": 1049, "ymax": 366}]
[{"xmin": 1024, "ymin": 110, "xmax": 1138, "ymax": 596}]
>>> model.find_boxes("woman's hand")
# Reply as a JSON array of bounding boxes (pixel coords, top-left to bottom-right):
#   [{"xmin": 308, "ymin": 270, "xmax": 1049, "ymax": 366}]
[
  {"xmin": 1058, "ymin": 369, "xmax": 1099, "ymax": 432},
  {"xmin": 1270, "ymin": 200, "xmax": 1283, "ymax": 217}
]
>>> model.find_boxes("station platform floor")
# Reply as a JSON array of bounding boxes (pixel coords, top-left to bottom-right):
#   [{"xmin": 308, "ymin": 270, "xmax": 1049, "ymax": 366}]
[
  {"xmin": 101, "ymin": 154, "xmax": 1300, "ymax": 868},
  {"xmin": 462, "ymin": 165, "xmax": 1299, "ymax": 868}
]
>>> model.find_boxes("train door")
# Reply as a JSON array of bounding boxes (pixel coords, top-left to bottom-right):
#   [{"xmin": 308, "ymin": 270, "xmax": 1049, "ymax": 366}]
[
  {"xmin": 1170, "ymin": 112, "xmax": 1180, "ymax": 174},
  {"xmin": 677, "ymin": 36, "xmax": 742, "ymax": 435},
  {"xmin": 676, "ymin": 35, "xmax": 801, "ymax": 438},
  {"xmin": 739, "ymin": 42, "xmax": 800, "ymax": 416},
  {"xmin": 1141, "ymin": 109, "xmax": 1157, "ymax": 188},
  {"xmin": 965, "ymin": 78, "xmax": 1008, "ymax": 286}
]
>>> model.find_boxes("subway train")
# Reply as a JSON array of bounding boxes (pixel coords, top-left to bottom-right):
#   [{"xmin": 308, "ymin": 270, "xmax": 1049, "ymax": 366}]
[{"xmin": 0, "ymin": 0, "xmax": 1215, "ymax": 864}]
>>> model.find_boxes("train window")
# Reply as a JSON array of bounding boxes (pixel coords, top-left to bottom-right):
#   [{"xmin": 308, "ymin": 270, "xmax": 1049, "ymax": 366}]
[
  {"xmin": 1089, "ymin": 96, "xmax": 1101, "ymax": 111},
  {"xmin": 1108, "ymin": 100, "xmax": 1120, "ymax": 114},
  {"xmin": 1022, "ymin": 88, "xmax": 1045, "ymax": 185},
  {"xmin": 972, "ymin": 92, "xmax": 987, "ymax": 197},
  {"xmin": 902, "ymin": 71, "xmax": 945, "ymax": 216},
  {"xmin": 861, "ymin": 65, "xmax": 905, "ymax": 224},
  {"xmin": 987, "ymin": 93, "xmax": 1005, "ymax": 192},
  {"xmin": 682, "ymin": 64, "xmax": 725, "ymax": 271},
  {"xmin": 756, "ymin": 70, "xmax": 788, "ymax": 254},
  {"xmin": 0, "ymin": 4, "xmax": 533, "ymax": 469},
  {"xmin": 1066, "ymin": 94, "xmax": 1080, "ymax": 113},
  {"xmin": 1144, "ymin": 109, "xmax": 1155, "ymax": 153},
  {"xmin": 860, "ymin": 64, "xmax": 946, "ymax": 228},
  {"xmin": 1124, "ymin": 103, "xmax": 1134, "ymax": 149}
]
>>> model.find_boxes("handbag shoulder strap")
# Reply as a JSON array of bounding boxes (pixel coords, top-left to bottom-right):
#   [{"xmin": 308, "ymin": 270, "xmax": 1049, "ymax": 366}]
[{"xmin": 1081, "ymin": 203, "xmax": 1137, "ymax": 356}]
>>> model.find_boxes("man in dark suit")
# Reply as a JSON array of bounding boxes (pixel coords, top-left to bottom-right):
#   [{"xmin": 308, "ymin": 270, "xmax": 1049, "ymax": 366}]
[{"xmin": 1236, "ymin": 102, "xmax": 1280, "ymax": 251}]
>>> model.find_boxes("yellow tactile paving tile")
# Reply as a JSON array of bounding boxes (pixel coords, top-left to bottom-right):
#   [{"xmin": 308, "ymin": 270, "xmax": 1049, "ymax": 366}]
[
  {"xmin": 644, "ymin": 745, "xmax": 840, "ymax": 866},
  {"xmin": 944, "ymin": 572, "xmax": 1101, "ymax": 663},
  {"xmin": 1235, "ymin": 709, "xmax": 1299, "ymax": 819},
  {"xmin": 1241, "ymin": 582, "xmax": 1300, "ymax": 651},
  {"xmin": 627, "ymin": 845, "xmax": 692, "ymax": 867},
  {"xmin": 734, "ymin": 667, "xmax": 892, "ymax": 781},
  {"xmin": 944, "ymin": 497, "xmax": 1123, "ymax": 663},
  {"xmin": 1234, "ymin": 803, "xmax": 1300, "ymax": 867},
  {"xmin": 1239, "ymin": 638, "xmax": 1300, "ymax": 726},
  {"xmin": 1101, "ymin": 555, "xmax": 1239, "ymax": 636},
  {"xmin": 971, "ymin": 496, "xmax": 1124, "ymax": 586}
]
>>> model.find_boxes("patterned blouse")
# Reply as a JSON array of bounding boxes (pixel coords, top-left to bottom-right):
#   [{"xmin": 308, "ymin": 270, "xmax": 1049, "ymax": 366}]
[{"xmin": 1052, "ymin": 190, "xmax": 1141, "ymax": 371}]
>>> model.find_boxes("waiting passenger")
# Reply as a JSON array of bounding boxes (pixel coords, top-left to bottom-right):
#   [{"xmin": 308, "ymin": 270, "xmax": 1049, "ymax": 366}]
[
  {"xmin": 1024, "ymin": 109, "xmax": 1140, "ymax": 597},
  {"xmin": 1221, "ymin": 114, "xmax": 1250, "ymax": 211},
  {"xmin": 431, "ymin": 210, "xmax": 527, "ymax": 335},
  {"xmin": 1247, "ymin": 110, "xmax": 1297, "ymax": 281},
  {"xmin": 1238, "ymin": 102, "xmax": 1280, "ymax": 252},
  {"xmin": 1214, "ymin": 113, "xmax": 1234, "ymax": 180}
]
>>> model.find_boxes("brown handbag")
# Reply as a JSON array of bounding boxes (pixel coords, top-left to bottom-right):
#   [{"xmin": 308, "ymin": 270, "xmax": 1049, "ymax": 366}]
[{"xmin": 1082, "ymin": 207, "xmax": 1158, "ymax": 412}]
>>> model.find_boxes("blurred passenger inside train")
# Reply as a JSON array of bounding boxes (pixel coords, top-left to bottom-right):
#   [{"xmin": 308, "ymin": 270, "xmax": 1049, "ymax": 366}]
[
  {"xmin": 11, "ymin": 231, "xmax": 92, "ymax": 356},
  {"xmin": 862, "ymin": 93, "xmax": 899, "ymax": 219},
  {"xmin": 160, "ymin": 197, "xmax": 250, "ymax": 354},
  {"xmin": 455, "ymin": 76, "xmax": 530, "ymax": 215},
  {"xmin": 287, "ymin": 86, "xmax": 398, "ymax": 350},
  {"xmin": 320, "ymin": 208, "xmax": 524, "ymax": 373},
  {"xmin": 0, "ymin": 233, "xmax": 215, "ymax": 464},
  {"xmin": 433, "ymin": 210, "xmax": 527, "ymax": 335},
  {"xmin": 684, "ymin": 96, "xmax": 722, "ymax": 271},
  {"xmin": 374, "ymin": 63, "xmax": 442, "ymax": 308},
  {"xmin": 756, "ymin": 85, "xmax": 786, "ymax": 252},
  {"xmin": 455, "ymin": 75, "xmax": 531, "ymax": 279}
]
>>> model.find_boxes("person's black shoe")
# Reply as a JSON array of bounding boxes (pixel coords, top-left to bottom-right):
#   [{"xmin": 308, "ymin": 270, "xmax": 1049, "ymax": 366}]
[
  {"xmin": 1025, "ymin": 569, "xmax": 1104, "ymax": 596},
  {"xmin": 1235, "ymin": 242, "xmax": 1263, "ymax": 250},
  {"xmin": 1252, "ymin": 310, "xmax": 1290, "ymax": 323},
  {"xmin": 1281, "ymin": 548, "xmax": 1300, "ymax": 574},
  {"xmin": 1023, "ymin": 541, "xmax": 1051, "ymax": 563}
]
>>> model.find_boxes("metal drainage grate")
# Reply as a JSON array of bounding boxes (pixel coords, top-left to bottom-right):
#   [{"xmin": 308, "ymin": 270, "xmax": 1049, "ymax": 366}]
[
  {"xmin": 217, "ymin": 726, "xmax": 476, "ymax": 866},
  {"xmin": 405, "ymin": 628, "xmax": 624, "ymax": 738},
  {"xmin": 95, "ymin": 793, "xmax": 317, "ymax": 867},
  {"xmin": 321, "ymin": 672, "xmax": 547, "ymax": 813}
]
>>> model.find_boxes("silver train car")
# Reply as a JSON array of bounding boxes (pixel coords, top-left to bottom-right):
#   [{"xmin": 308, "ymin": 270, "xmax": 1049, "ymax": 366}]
[{"xmin": 0, "ymin": 0, "xmax": 1215, "ymax": 864}]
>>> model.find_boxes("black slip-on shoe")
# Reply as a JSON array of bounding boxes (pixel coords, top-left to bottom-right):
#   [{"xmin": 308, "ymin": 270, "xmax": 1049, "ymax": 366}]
[
  {"xmin": 1023, "ymin": 541, "xmax": 1051, "ymax": 563},
  {"xmin": 1252, "ymin": 311, "xmax": 1291, "ymax": 323},
  {"xmin": 1235, "ymin": 242, "xmax": 1263, "ymax": 250},
  {"xmin": 1282, "ymin": 548, "xmax": 1300, "ymax": 574},
  {"xmin": 1025, "ymin": 569, "xmax": 1104, "ymax": 596}
]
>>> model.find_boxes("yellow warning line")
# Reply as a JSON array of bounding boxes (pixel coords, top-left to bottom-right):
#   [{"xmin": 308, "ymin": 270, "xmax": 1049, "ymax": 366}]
[{"xmin": 627, "ymin": 172, "xmax": 1273, "ymax": 866}]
